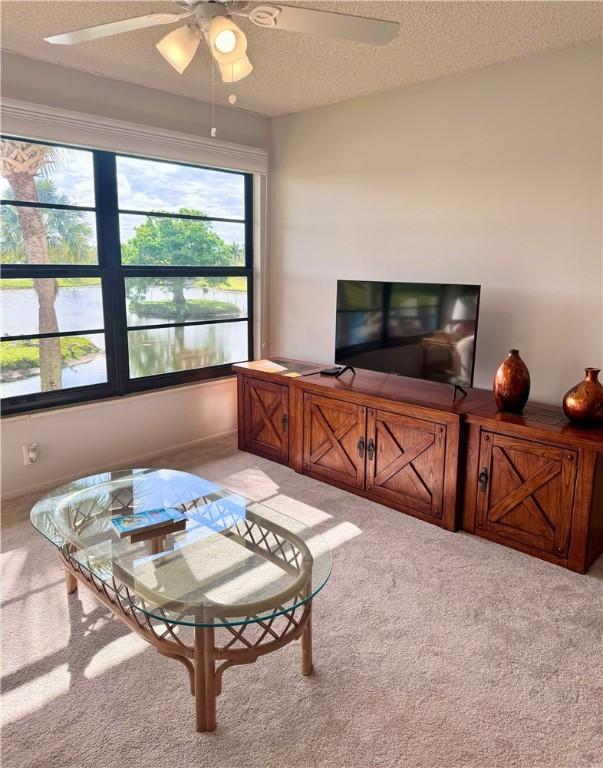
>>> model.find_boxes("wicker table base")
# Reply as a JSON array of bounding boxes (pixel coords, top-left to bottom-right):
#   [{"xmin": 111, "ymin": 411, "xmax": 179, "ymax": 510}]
[{"xmin": 61, "ymin": 553, "xmax": 313, "ymax": 732}]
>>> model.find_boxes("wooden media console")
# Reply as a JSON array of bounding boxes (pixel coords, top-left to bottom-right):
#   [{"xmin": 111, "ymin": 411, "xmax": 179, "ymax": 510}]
[{"xmin": 234, "ymin": 360, "xmax": 603, "ymax": 573}]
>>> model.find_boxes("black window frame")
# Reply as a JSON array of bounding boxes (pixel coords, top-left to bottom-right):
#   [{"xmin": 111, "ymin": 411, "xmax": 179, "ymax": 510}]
[{"xmin": 1, "ymin": 135, "xmax": 254, "ymax": 416}]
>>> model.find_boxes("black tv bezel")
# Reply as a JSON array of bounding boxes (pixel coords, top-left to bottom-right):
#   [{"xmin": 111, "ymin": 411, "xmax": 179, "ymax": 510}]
[{"xmin": 334, "ymin": 279, "xmax": 482, "ymax": 388}]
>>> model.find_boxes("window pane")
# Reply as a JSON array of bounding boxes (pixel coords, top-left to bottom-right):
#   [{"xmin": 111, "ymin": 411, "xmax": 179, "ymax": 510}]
[
  {"xmin": 209, "ymin": 221, "xmax": 245, "ymax": 264},
  {"xmin": 128, "ymin": 321, "xmax": 247, "ymax": 378},
  {"xmin": 116, "ymin": 156, "xmax": 244, "ymax": 219},
  {"xmin": 1, "ymin": 333, "xmax": 107, "ymax": 398},
  {"xmin": 119, "ymin": 214, "xmax": 244, "ymax": 267},
  {"xmin": 0, "ymin": 140, "xmax": 95, "ymax": 207},
  {"xmin": 1, "ymin": 206, "xmax": 98, "ymax": 265},
  {"xmin": 125, "ymin": 277, "xmax": 247, "ymax": 326},
  {"xmin": 1, "ymin": 278, "xmax": 103, "ymax": 336}
]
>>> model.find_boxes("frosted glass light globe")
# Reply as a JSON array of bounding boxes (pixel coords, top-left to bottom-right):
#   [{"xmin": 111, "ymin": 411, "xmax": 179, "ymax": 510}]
[
  {"xmin": 214, "ymin": 28, "xmax": 237, "ymax": 54},
  {"xmin": 208, "ymin": 16, "xmax": 247, "ymax": 64}
]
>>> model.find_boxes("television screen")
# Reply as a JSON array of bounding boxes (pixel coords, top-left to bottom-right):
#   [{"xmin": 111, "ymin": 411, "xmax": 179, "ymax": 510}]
[{"xmin": 335, "ymin": 281, "xmax": 481, "ymax": 387}]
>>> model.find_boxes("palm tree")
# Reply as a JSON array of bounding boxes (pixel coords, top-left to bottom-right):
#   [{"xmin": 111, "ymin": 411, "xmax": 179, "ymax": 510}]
[
  {"xmin": 1, "ymin": 180, "xmax": 94, "ymax": 264},
  {"xmin": 228, "ymin": 241, "xmax": 244, "ymax": 265},
  {"xmin": 0, "ymin": 141, "xmax": 62, "ymax": 390}
]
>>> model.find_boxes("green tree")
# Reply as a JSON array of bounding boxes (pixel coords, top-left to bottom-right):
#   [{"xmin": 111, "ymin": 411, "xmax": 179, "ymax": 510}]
[
  {"xmin": 1, "ymin": 179, "xmax": 94, "ymax": 264},
  {"xmin": 122, "ymin": 209, "xmax": 235, "ymax": 313}
]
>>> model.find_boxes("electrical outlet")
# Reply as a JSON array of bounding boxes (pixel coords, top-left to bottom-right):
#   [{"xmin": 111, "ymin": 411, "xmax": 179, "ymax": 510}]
[{"xmin": 22, "ymin": 442, "xmax": 39, "ymax": 465}]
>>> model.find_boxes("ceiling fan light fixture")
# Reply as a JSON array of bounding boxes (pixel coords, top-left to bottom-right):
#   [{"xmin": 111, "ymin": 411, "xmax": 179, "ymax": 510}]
[
  {"xmin": 218, "ymin": 53, "xmax": 253, "ymax": 83},
  {"xmin": 207, "ymin": 16, "xmax": 247, "ymax": 64},
  {"xmin": 214, "ymin": 28, "xmax": 237, "ymax": 54},
  {"xmin": 156, "ymin": 24, "xmax": 200, "ymax": 74}
]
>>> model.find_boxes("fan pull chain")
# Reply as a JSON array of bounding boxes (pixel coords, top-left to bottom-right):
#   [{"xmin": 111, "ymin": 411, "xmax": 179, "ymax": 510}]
[
  {"xmin": 228, "ymin": 63, "xmax": 237, "ymax": 104},
  {"xmin": 210, "ymin": 57, "xmax": 217, "ymax": 138}
]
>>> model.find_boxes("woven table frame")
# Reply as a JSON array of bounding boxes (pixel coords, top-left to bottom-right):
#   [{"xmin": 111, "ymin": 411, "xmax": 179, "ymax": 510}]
[{"xmin": 58, "ymin": 510, "xmax": 314, "ymax": 733}]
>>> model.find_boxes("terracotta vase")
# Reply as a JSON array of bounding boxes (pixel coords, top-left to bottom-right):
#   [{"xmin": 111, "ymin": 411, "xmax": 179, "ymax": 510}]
[
  {"xmin": 562, "ymin": 368, "xmax": 603, "ymax": 425},
  {"xmin": 493, "ymin": 349, "xmax": 531, "ymax": 413}
]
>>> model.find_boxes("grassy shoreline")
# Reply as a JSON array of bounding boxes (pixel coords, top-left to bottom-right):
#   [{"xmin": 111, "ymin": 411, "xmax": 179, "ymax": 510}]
[
  {"xmin": 130, "ymin": 298, "xmax": 242, "ymax": 321},
  {"xmin": 0, "ymin": 278, "xmax": 100, "ymax": 290},
  {"xmin": 1, "ymin": 276, "xmax": 246, "ymax": 291},
  {"xmin": 1, "ymin": 337, "xmax": 100, "ymax": 382}
]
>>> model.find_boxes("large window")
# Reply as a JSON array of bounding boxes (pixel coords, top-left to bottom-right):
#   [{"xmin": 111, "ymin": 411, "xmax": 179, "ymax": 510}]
[{"xmin": 0, "ymin": 137, "xmax": 253, "ymax": 414}]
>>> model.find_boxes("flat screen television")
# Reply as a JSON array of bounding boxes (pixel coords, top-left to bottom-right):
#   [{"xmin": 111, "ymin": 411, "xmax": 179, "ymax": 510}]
[{"xmin": 335, "ymin": 281, "xmax": 481, "ymax": 388}]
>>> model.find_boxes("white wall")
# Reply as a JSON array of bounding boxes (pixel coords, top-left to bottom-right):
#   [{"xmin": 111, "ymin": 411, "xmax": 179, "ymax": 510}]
[
  {"xmin": 268, "ymin": 40, "xmax": 603, "ymax": 404},
  {"xmin": 1, "ymin": 378, "xmax": 237, "ymax": 499},
  {"xmin": 1, "ymin": 52, "xmax": 269, "ymax": 149}
]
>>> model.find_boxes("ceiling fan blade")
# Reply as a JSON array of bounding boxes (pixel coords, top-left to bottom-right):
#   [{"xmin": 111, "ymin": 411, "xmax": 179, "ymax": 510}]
[
  {"xmin": 44, "ymin": 12, "xmax": 193, "ymax": 45},
  {"xmin": 239, "ymin": 4, "xmax": 399, "ymax": 45}
]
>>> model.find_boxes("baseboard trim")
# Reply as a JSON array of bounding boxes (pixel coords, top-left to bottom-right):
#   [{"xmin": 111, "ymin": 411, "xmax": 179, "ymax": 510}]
[{"xmin": 1, "ymin": 429, "xmax": 237, "ymax": 501}]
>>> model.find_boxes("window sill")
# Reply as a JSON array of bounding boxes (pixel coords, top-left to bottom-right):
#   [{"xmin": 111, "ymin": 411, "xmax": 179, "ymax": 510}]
[{"xmin": 1, "ymin": 373, "xmax": 237, "ymax": 422}]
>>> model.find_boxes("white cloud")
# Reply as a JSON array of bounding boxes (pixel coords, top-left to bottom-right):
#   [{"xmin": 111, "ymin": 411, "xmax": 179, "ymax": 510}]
[{"xmin": 116, "ymin": 155, "xmax": 245, "ymax": 219}]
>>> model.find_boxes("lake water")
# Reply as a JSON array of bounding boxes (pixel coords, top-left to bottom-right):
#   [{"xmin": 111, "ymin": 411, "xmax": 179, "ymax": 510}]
[{"xmin": 1, "ymin": 284, "xmax": 248, "ymax": 398}]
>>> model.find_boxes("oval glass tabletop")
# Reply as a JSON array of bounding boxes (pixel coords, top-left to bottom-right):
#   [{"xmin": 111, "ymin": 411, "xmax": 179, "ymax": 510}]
[{"xmin": 31, "ymin": 468, "xmax": 332, "ymax": 628}]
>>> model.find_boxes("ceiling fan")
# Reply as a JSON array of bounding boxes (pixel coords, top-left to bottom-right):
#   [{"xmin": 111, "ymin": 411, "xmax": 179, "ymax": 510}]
[{"xmin": 44, "ymin": 1, "xmax": 400, "ymax": 83}]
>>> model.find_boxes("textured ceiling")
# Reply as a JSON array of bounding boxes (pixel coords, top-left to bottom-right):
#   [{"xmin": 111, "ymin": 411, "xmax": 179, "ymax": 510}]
[{"xmin": 1, "ymin": 1, "xmax": 601, "ymax": 117}]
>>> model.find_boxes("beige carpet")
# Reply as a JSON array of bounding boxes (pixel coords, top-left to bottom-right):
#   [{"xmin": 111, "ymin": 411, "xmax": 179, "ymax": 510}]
[{"xmin": 2, "ymin": 434, "xmax": 602, "ymax": 768}]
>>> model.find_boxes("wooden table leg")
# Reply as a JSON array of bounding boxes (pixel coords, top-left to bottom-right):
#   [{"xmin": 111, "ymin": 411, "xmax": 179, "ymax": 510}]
[
  {"xmin": 194, "ymin": 625, "xmax": 217, "ymax": 732},
  {"xmin": 149, "ymin": 535, "xmax": 165, "ymax": 555},
  {"xmin": 64, "ymin": 567, "xmax": 78, "ymax": 595},
  {"xmin": 301, "ymin": 602, "xmax": 313, "ymax": 676}
]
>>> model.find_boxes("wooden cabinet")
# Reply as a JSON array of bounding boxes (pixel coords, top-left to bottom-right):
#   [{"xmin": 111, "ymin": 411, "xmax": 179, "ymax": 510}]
[
  {"xmin": 366, "ymin": 408, "xmax": 446, "ymax": 520},
  {"xmin": 235, "ymin": 363, "xmax": 482, "ymax": 531},
  {"xmin": 463, "ymin": 403, "xmax": 603, "ymax": 573},
  {"xmin": 302, "ymin": 392, "xmax": 366, "ymax": 490},
  {"xmin": 235, "ymin": 361, "xmax": 603, "ymax": 572},
  {"xmin": 238, "ymin": 375, "xmax": 289, "ymax": 464},
  {"xmin": 298, "ymin": 390, "xmax": 460, "ymax": 528},
  {"xmin": 475, "ymin": 432, "xmax": 577, "ymax": 557}
]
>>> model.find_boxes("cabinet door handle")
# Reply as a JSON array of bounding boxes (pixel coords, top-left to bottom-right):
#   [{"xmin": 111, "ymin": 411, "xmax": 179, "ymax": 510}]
[
  {"xmin": 357, "ymin": 436, "xmax": 365, "ymax": 458},
  {"xmin": 281, "ymin": 413, "xmax": 288, "ymax": 432},
  {"xmin": 479, "ymin": 467, "xmax": 488, "ymax": 492},
  {"xmin": 367, "ymin": 438, "xmax": 375, "ymax": 461}
]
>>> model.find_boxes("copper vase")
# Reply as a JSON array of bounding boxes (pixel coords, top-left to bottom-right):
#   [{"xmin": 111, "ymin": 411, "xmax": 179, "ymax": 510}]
[
  {"xmin": 562, "ymin": 368, "xmax": 603, "ymax": 424},
  {"xmin": 493, "ymin": 349, "xmax": 531, "ymax": 413}
]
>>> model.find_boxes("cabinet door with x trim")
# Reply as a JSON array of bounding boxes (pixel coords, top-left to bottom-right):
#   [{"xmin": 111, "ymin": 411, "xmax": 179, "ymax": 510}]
[
  {"xmin": 302, "ymin": 393, "xmax": 367, "ymax": 490},
  {"xmin": 242, "ymin": 378, "xmax": 289, "ymax": 463},
  {"xmin": 366, "ymin": 408, "xmax": 446, "ymax": 520},
  {"xmin": 476, "ymin": 432, "xmax": 578, "ymax": 556}
]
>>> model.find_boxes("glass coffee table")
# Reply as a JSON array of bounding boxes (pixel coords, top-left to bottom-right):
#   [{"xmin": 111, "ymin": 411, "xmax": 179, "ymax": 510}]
[{"xmin": 30, "ymin": 469, "xmax": 331, "ymax": 732}]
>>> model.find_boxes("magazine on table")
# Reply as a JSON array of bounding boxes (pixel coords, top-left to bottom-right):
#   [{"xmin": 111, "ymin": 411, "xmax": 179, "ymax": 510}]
[{"xmin": 111, "ymin": 507, "xmax": 187, "ymax": 538}]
